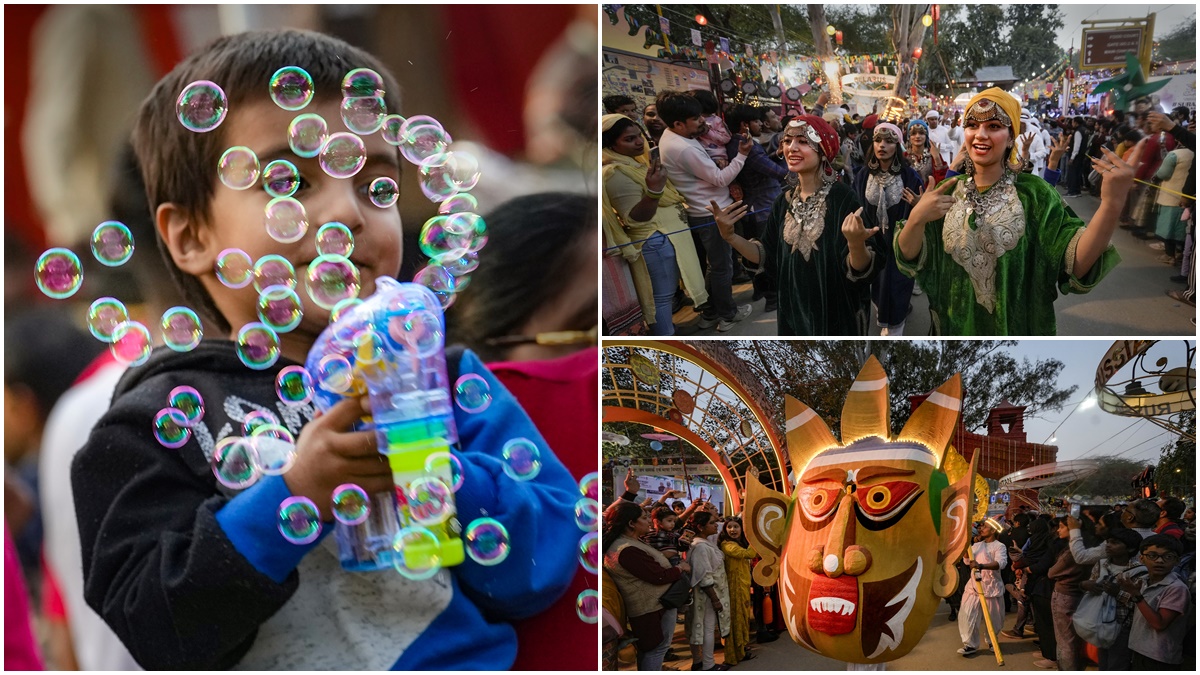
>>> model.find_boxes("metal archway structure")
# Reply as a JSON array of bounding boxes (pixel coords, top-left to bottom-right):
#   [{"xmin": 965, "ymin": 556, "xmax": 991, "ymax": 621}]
[{"xmin": 603, "ymin": 341, "xmax": 790, "ymax": 513}]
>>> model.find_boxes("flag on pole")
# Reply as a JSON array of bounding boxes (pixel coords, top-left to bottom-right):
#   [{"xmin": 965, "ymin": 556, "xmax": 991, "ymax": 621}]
[
  {"xmin": 691, "ymin": 28, "xmax": 701, "ymax": 46},
  {"xmin": 659, "ymin": 16, "xmax": 670, "ymax": 35}
]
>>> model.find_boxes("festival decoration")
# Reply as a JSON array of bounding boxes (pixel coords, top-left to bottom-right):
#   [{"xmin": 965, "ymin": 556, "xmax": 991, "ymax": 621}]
[
  {"xmin": 1090, "ymin": 52, "xmax": 1170, "ymax": 110},
  {"xmin": 743, "ymin": 356, "xmax": 978, "ymax": 665}
]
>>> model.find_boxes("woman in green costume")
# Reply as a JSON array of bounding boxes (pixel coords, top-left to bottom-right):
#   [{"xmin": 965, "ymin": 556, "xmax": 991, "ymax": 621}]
[
  {"xmin": 894, "ymin": 88, "xmax": 1144, "ymax": 335},
  {"xmin": 708, "ymin": 115, "xmax": 881, "ymax": 335}
]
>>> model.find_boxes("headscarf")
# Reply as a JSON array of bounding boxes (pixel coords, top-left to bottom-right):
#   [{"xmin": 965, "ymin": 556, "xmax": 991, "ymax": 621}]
[
  {"xmin": 785, "ymin": 115, "xmax": 841, "ymax": 161},
  {"xmin": 964, "ymin": 87, "xmax": 1023, "ymax": 166},
  {"xmin": 600, "ymin": 114, "xmax": 685, "ymax": 259},
  {"xmin": 874, "ymin": 122, "xmax": 906, "ymax": 152},
  {"xmin": 907, "ymin": 117, "xmax": 931, "ymax": 144},
  {"xmin": 862, "ymin": 113, "xmax": 879, "ymax": 131}
]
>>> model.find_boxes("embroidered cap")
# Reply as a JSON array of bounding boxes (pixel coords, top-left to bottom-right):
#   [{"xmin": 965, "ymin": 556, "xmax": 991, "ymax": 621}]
[{"xmin": 785, "ymin": 115, "xmax": 840, "ymax": 161}]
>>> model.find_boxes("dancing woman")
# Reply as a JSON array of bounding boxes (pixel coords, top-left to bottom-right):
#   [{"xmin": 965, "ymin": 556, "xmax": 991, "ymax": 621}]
[
  {"xmin": 707, "ymin": 115, "xmax": 881, "ymax": 335},
  {"xmin": 895, "ymin": 88, "xmax": 1142, "ymax": 335},
  {"xmin": 852, "ymin": 122, "xmax": 924, "ymax": 335}
]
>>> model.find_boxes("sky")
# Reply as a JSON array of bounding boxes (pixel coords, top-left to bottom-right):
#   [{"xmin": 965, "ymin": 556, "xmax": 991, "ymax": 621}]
[
  {"xmin": 611, "ymin": 340, "xmax": 1194, "ymax": 478},
  {"xmin": 1054, "ymin": 2, "xmax": 1196, "ymax": 52}
]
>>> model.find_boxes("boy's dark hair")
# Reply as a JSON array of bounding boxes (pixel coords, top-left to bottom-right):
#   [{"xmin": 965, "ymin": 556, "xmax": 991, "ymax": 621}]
[
  {"xmin": 1013, "ymin": 512, "xmax": 1032, "ymax": 528},
  {"xmin": 671, "ymin": 500, "xmax": 685, "ymax": 510},
  {"xmin": 656, "ymin": 90, "xmax": 703, "ymax": 128},
  {"xmin": 601, "ymin": 116, "xmax": 639, "ymax": 149},
  {"xmin": 1106, "ymin": 528, "xmax": 1143, "ymax": 553},
  {"xmin": 603, "ymin": 94, "xmax": 635, "ymax": 114},
  {"xmin": 725, "ymin": 104, "xmax": 761, "ymax": 135},
  {"xmin": 651, "ymin": 506, "xmax": 676, "ymax": 523},
  {"xmin": 132, "ymin": 29, "xmax": 403, "ymax": 334},
  {"xmin": 1160, "ymin": 496, "xmax": 1186, "ymax": 520},
  {"xmin": 1140, "ymin": 533, "xmax": 1183, "ymax": 557},
  {"xmin": 447, "ymin": 192, "xmax": 595, "ymax": 362},
  {"xmin": 690, "ymin": 89, "xmax": 719, "ymax": 116}
]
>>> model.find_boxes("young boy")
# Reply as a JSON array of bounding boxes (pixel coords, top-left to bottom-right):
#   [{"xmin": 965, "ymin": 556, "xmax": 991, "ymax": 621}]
[
  {"xmin": 1081, "ymin": 528, "xmax": 1144, "ymax": 670},
  {"xmin": 70, "ymin": 29, "xmax": 579, "ymax": 670},
  {"xmin": 1120, "ymin": 534, "xmax": 1190, "ymax": 669},
  {"xmin": 643, "ymin": 506, "xmax": 684, "ymax": 561}
]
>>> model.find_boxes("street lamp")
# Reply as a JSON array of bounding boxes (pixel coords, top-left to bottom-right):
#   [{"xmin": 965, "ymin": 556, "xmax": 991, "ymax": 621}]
[{"xmin": 695, "ymin": 14, "xmax": 707, "ymax": 26}]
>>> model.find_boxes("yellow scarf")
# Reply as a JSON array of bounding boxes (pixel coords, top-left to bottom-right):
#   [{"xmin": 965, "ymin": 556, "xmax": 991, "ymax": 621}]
[{"xmin": 600, "ymin": 114, "xmax": 686, "ymax": 259}]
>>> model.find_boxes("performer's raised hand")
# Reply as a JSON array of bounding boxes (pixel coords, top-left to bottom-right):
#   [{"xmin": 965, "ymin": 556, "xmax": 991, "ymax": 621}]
[
  {"xmin": 708, "ymin": 199, "xmax": 750, "ymax": 242},
  {"xmin": 908, "ymin": 175, "xmax": 957, "ymax": 226},
  {"xmin": 841, "ymin": 207, "xmax": 879, "ymax": 245},
  {"xmin": 1094, "ymin": 139, "xmax": 1144, "ymax": 203}
]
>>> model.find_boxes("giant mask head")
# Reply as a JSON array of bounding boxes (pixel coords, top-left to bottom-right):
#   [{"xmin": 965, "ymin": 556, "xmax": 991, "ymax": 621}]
[{"xmin": 744, "ymin": 357, "xmax": 977, "ymax": 664}]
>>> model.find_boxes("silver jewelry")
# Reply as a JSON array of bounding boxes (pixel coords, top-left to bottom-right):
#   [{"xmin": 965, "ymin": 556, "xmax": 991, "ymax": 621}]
[
  {"xmin": 782, "ymin": 182, "xmax": 832, "ymax": 261},
  {"xmin": 942, "ymin": 166, "xmax": 1024, "ymax": 312}
]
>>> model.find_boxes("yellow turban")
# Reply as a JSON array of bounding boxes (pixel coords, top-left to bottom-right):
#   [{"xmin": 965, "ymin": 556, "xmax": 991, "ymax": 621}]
[{"xmin": 964, "ymin": 88, "xmax": 1023, "ymax": 165}]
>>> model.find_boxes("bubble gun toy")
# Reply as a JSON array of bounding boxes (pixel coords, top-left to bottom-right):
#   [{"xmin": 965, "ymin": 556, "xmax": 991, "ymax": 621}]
[{"xmin": 305, "ymin": 277, "xmax": 465, "ymax": 572}]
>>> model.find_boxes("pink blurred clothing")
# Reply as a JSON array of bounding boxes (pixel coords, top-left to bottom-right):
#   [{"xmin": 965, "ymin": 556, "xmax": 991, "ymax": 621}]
[{"xmin": 6, "ymin": 524, "xmax": 44, "ymax": 670}]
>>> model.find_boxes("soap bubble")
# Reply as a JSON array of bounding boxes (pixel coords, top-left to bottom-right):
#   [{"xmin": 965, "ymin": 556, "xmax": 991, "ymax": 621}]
[
  {"xmin": 387, "ymin": 308, "xmax": 443, "ymax": 358},
  {"xmin": 368, "ymin": 177, "xmax": 399, "ymax": 208},
  {"xmin": 342, "ymin": 68, "xmax": 385, "ymax": 98},
  {"xmin": 502, "ymin": 438, "xmax": 541, "ymax": 481},
  {"xmin": 578, "ymin": 531, "xmax": 599, "ymax": 574},
  {"xmin": 578, "ymin": 472, "xmax": 598, "ymax": 501},
  {"xmin": 35, "ymin": 248, "xmax": 83, "ymax": 299},
  {"xmin": 443, "ymin": 212, "xmax": 485, "ymax": 237},
  {"xmin": 216, "ymin": 248, "xmax": 254, "ymax": 288},
  {"xmin": 91, "ymin": 221, "xmax": 134, "ymax": 266},
  {"xmin": 87, "ymin": 297, "xmax": 128, "ymax": 342},
  {"xmin": 161, "ymin": 307, "xmax": 203, "ymax": 352},
  {"xmin": 464, "ymin": 518, "xmax": 510, "ymax": 566},
  {"xmin": 236, "ymin": 322, "xmax": 280, "ymax": 370},
  {"xmin": 316, "ymin": 354, "xmax": 354, "ymax": 394},
  {"xmin": 420, "ymin": 152, "xmax": 480, "ymax": 201},
  {"xmin": 251, "ymin": 424, "xmax": 296, "ymax": 475},
  {"xmin": 262, "ymin": 159, "xmax": 300, "ymax": 198},
  {"xmin": 319, "ymin": 132, "xmax": 366, "ymax": 179},
  {"xmin": 111, "ymin": 321, "xmax": 152, "ymax": 366},
  {"xmin": 454, "ymin": 374, "xmax": 492, "ymax": 414},
  {"xmin": 398, "ymin": 116, "xmax": 451, "ymax": 165},
  {"xmin": 269, "ymin": 66, "xmax": 314, "ymax": 111},
  {"xmin": 218, "ymin": 146, "xmax": 260, "ymax": 190},
  {"xmin": 419, "ymin": 215, "xmax": 472, "ymax": 259},
  {"xmin": 278, "ymin": 496, "xmax": 321, "ymax": 545},
  {"xmin": 211, "ymin": 436, "xmax": 260, "ymax": 489},
  {"xmin": 352, "ymin": 328, "xmax": 384, "ymax": 365},
  {"xmin": 424, "ymin": 451, "xmax": 464, "ymax": 492},
  {"xmin": 405, "ymin": 477, "xmax": 452, "ymax": 525},
  {"xmin": 275, "ymin": 365, "xmax": 313, "ymax": 406},
  {"xmin": 287, "ymin": 113, "xmax": 327, "ymax": 158},
  {"xmin": 412, "ymin": 264, "xmax": 457, "ymax": 310},
  {"xmin": 316, "ymin": 221, "xmax": 355, "ymax": 257},
  {"xmin": 392, "ymin": 526, "xmax": 441, "ymax": 580},
  {"xmin": 253, "ymin": 255, "xmax": 296, "ymax": 293},
  {"xmin": 332, "ymin": 483, "xmax": 370, "ymax": 525},
  {"xmin": 176, "ymin": 80, "xmax": 227, "ymax": 132},
  {"xmin": 438, "ymin": 192, "xmax": 478, "ymax": 215},
  {"xmin": 574, "ymin": 498, "xmax": 600, "ymax": 531},
  {"xmin": 257, "ymin": 285, "xmax": 303, "ymax": 333},
  {"xmin": 304, "ymin": 254, "xmax": 360, "ymax": 309},
  {"xmin": 153, "ymin": 408, "xmax": 191, "ymax": 449},
  {"xmin": 168, "ymin": 386, "xmax": 204, "ymax": 427},
  {"xmin": 381, "ymin": 114, "xmax": 406, "ymax": 145},
  {"xmin": 340, "ymin": 96, "xmax": 386, "ymax": 135},
  {"xmin": 440, "ymin": 252, "xmax": 479, "ymax": 278},
  {"xmin": 264, "ymin": 197, "xmax": 308, "ymax": 244},
  {"xmin": 242, "ymin": 409, "xmax": 279, "ymax": 436},
  {"xmin": 576, "ymin": 589, "xmax": 599, "ymax": 623},
  {"xmin": 330, "ymin": 297, "xmax": 362, "ymax": 322}
]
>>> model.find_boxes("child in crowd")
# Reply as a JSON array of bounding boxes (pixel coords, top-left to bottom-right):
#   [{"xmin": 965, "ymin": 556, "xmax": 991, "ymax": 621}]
[
  {"xmin": 644, "ymin": 506, "xmax": 685, "ymax": 562},
  {"xmin": 1080, "ymin": 528, "xmax": 1144, "ymax": 670},
  {"xmin": 70, "ymin": 29, "xmax": 578, "ymax": 670},
  {"xmin": 693, "ymin": 89, "xmax": 732, "ymax": 168},
  {"xmin": 1120, "ymin": 534, "xmax": 1190, "ymax": 669}
]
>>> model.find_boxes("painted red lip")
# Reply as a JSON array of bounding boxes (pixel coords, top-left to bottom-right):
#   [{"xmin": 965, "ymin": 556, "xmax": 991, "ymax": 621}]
[{"xmin": 807, "ymin": 574, "xmax": 858, "ymax": 635}]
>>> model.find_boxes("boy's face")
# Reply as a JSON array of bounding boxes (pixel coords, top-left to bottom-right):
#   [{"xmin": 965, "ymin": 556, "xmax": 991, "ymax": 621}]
[
  {"xmin": 1140, "ymin": 545, "xmax": 1179, "ymax": 578},
  {"xmin": 184, "ymin": 98, "xmax": 403, "ymax": 358},
  {"xmin": 657, "ymin": 514, "xmax": 677, "ymax": 531}
]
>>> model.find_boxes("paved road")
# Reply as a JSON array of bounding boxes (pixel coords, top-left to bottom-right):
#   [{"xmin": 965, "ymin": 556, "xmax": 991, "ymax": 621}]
[
  {"xmin": 673, "ymin": 187, "xmax": 1195, "ymax": 337},
  {"xmin": 617, "ymin": 600, "xmax": 1090, "ymax": 671}
]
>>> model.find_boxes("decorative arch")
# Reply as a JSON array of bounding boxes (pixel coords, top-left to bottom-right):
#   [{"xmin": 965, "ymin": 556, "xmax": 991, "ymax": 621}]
[{"xmin": 603, "ymin": 341, "xmax": 790, "ymax": 514}]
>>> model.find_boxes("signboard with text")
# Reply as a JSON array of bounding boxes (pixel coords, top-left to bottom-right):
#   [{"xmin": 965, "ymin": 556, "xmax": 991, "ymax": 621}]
[{"xmin": 1081, "ymin": 27, "xmax": 1144, "ymax": 70}]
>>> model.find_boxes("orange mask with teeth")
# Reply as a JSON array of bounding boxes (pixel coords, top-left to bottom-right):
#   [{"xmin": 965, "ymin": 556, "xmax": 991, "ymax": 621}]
[{"xmin": 745, "ymin": 356, "xmax": 978, "ymax": 664}]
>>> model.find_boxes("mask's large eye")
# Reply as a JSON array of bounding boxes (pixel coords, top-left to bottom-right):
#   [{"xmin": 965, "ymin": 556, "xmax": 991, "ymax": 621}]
[
  {"xmin": 797, "ymin": 486, "xmax": 842, "ymax": 522},
  {"xmin": 856, "ymin": 481, "xmax": 922, "ymax": 520}
]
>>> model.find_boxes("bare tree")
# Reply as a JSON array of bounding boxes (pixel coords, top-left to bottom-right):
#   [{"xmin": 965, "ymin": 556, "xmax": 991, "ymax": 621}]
[
  {"xmin": 890, "ymin": 4, "xmax": 932, "ymax": 100},
  {"xmin": 806, "ymin": 4, "xmax": 843, "ymax": 104}
]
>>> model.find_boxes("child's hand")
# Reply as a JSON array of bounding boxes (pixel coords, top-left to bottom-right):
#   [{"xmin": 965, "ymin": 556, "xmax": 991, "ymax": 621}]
[{"xmin": 284, "ymin": 396, "xmax": 393, "ymax": 520}]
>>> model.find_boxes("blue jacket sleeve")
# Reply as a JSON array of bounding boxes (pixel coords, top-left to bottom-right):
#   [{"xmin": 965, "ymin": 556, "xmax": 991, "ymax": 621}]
[{"xmin": 448, "ymin": 350, "xmax": 579, "ymax": 621}]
